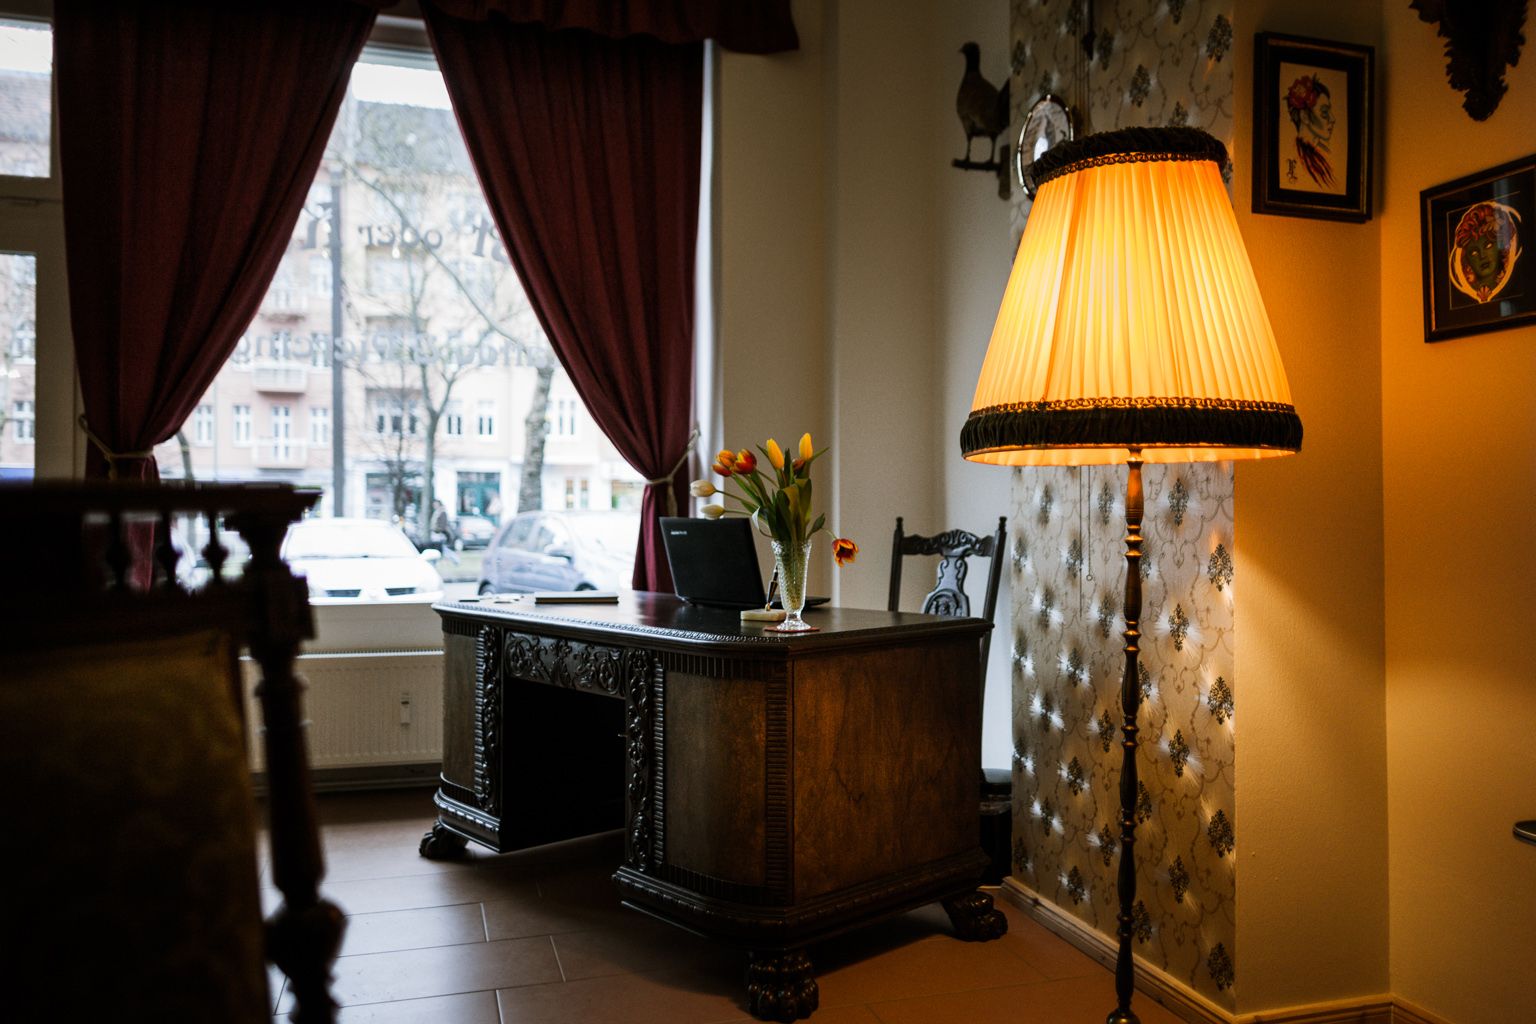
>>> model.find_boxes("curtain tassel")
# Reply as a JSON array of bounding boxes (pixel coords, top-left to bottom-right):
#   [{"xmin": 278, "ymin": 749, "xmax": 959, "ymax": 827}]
[
  {"xmin": 643, "ymin": 425, "xmax": 700, "ymax": 517},
  {"xmin": 78, "ymin": 415, "xmax": 154, "ymax": 480}
]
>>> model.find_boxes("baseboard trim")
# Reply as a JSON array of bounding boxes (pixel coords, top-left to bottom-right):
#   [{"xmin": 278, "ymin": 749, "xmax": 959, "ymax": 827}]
[
  {"xmin": 997, "ymin": 880, "xmax": 1454, "ymax": 1024},
  {"xmin": 252, "ymin": 761, "xmax": 442, "ymax": 795}
]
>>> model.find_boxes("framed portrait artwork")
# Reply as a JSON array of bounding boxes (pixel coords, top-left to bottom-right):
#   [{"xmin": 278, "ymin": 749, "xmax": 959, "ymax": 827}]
[
  {"xmin": 1252, "ymin": 33, "xmax": 1374, "ymax": 222},
  {"xmin": 1420, "ymin": 155, "xmax": 1536, "ymax": 343}
]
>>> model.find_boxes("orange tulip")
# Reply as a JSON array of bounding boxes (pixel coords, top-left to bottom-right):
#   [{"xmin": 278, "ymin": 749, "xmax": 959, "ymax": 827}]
[
  {"xmin": 832, "ymin": 537, "xmax": 858, "ymax": 566},
  {"xmin": 716, "ymin": 449, "xmax": 737, "ymax": 468},
  {"xmin": 799, "ymin": 433, "xmax": 814, "ymax": 462},
  {"xmin": 712, "ymin": 460, "xmax": 733, "ymax": 477},
  {"xmin": 735, "ymin": 450, "xmax": 758, "ymax": 473}
]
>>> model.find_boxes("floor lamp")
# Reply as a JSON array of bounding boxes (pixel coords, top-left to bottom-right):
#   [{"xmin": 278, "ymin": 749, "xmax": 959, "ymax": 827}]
[{"xmin": 961, "ymin": 126, "xmax": 1302, "ymax": 1023}]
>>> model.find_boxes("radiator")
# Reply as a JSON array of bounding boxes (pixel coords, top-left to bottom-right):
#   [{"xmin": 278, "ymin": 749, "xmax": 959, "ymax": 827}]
[{"xmin": 241, "ymin": 650, "xmax": 444, "ymax": 774}]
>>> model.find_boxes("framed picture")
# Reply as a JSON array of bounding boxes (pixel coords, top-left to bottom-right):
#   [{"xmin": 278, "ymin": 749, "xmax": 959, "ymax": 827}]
[
  {"xmin": 1252, "ymin": 33, "xmax": 1373, "ymax": 222},
  {"xmin": 1420, "ymin": 155, "xmax": 1536, "ymax": 343}
]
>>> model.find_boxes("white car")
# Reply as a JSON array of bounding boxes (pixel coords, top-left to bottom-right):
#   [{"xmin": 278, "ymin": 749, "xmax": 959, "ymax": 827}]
[{"xmin": 283, "ymin": 518, "xmax": 445, "ymax": 605}]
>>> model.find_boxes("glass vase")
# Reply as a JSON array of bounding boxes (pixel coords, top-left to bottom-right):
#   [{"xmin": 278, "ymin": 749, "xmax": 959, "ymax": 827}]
[{"xmin": 770, "ymin": 537, "xmax": 815, "ymax": 632}]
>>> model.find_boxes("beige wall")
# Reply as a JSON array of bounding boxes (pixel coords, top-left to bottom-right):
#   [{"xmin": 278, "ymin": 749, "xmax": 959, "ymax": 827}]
[
  {"xmin": 1230, "ymin": 0, "xmax": 1392, "ymax": 1011},
  {"xmin": 716, "ymin": 0, "xmax": 834, "ymax": 596},
  {"xmin": 929, "ymin": 0, "xmax": 1016, "ymax": 769},
  {"xmin": 717, "ymin": 0, "xmax": 950, "ymax": 611},
  {"xmin": 1379, "ymin": 10, "xmax": 1536, "ymax": 1023}
]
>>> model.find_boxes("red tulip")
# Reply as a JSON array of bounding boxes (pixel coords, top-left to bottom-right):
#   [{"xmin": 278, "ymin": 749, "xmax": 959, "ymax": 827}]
[
  {"xmin": 712, "ymin": 461, "xmax": 733, "ymax": 477},
  {"xmin": 735, "ymin": 450, "xmax": 758, "ymax": 473},
  {"xmin": 833, "ymin": 537, "xmax": 858, "ymax": 566}
]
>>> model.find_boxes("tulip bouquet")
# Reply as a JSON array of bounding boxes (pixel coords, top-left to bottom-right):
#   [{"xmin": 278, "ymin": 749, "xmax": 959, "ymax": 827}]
[{"xmin": 690, "ymin": 433, "xmax": 857, "ymax": 631}]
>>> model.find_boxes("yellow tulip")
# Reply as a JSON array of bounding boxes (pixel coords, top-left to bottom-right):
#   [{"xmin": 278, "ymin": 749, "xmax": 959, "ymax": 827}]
[
  {"xmin": 701, "ymin": 504, "xmax": 726, "ymax": 519},
  {"xmin": 765, "ymin": 438, "xmax": 784, "ymax": 470},
  {"xmin": 799, "ymin": 433, "xmax": 813, "ymax": 461}
]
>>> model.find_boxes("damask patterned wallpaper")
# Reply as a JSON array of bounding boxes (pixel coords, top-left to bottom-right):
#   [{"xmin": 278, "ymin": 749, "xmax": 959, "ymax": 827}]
[
  {"xmin": 1008, "ymin": 0, "xmax": 1236, "ymax": 238},
  {"xmin": 1002, "ymin": 0, "xmax": 1241, "ymax": 1008}
]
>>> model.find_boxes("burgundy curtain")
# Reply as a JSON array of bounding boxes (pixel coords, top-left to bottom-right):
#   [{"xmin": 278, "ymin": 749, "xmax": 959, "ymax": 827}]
[
  {"xmin": 425, "ymin": 12, "xmax": 703, "ymax": 591},
  {"xmin": 426, "ymin": 0, "xmax": 798, "ymax": 53},
  {"xmin": 54, "ymin": 0, "xmax": 377, "ymax": 480}
]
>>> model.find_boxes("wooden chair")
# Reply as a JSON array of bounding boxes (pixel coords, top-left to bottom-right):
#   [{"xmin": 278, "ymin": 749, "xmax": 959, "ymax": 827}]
[
  {"xmin": 888, "ymin": 515, "xmax": 1010, "ymax": 883},
  {"xmin": 888, "ymin": 516, "xmax": 1006, "ymax": 680},
  {"xmin": 0, "ymin": 482, "xmax": 342, "ymax": 1023}
]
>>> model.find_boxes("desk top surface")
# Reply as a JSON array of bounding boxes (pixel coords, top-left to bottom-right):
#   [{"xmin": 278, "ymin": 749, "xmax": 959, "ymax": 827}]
[{"xmin": 436, "ymin": 590, "xmax": 990, "ymax": 656}]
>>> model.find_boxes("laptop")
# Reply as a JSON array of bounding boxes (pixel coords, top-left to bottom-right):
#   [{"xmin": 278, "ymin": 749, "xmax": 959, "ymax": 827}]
[{"xmin": 660, "ymin": 517, "xmax": 830, "ymax": 610}]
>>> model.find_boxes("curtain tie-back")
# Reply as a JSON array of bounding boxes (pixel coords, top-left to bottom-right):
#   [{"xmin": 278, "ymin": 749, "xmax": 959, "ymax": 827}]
[
  {"xmin": 78, "ymin": 415, "xmax": 155, "ymax": 480},
  {"xmin": 643, "ymin": 425, "xmax": 700, "ymax": 517}
]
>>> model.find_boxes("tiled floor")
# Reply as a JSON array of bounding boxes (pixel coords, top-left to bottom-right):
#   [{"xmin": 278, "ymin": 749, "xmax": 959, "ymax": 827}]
[{"xmin": 264, "ymin": 790, "xmax": 1184, "ymax": 1024}]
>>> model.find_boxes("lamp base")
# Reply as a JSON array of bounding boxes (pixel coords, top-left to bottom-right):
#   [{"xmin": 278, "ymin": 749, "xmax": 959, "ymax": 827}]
[{"xmin": 1106, "ymin": 1011, "xmax": 1142, "ymax": 1024}]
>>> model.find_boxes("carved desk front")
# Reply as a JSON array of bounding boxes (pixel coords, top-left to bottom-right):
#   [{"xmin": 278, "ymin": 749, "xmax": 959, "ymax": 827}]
[{"xmin": 424, "ymin": 592, "xmax": 1005, "ymax": 1021}]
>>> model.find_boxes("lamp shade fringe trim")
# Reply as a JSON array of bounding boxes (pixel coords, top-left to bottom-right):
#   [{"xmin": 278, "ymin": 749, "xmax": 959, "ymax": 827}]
[
  {"xmin": 960, "ymin": 402, "xmax": 1302, "ymax": 457},
  {"xmin": 1030, "ymin": 125, "xmax": 1229, "ymax": 188}
]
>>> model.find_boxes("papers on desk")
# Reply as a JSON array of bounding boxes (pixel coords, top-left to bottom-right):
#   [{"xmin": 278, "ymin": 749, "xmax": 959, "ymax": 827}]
[
  {"xmin": 532, "ymin": 591, "xmax": 619, "ymax": 604},
  {"xmin": 464, "ymin": 592, "xmax": 618, "ymax": 605}
]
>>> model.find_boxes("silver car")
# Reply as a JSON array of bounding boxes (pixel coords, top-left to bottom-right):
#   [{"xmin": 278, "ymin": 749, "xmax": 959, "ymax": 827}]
[
  {"xmin": 478, "ymin": 510, "xmax": 637, "ymax": 595},
  {"xmin": 283, "ymin": 518, "xmax": 445, "ymax": 604}
]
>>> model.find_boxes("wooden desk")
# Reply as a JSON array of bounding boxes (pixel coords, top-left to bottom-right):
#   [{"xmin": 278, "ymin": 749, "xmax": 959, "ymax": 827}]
[{"xmin": 422, "ymin": 592, "xmax": 1005, "ymax": 1020}]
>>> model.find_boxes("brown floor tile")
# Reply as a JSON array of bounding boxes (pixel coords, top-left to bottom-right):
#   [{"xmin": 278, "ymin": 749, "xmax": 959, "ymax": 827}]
[
  {"xmin": 865, "ymin": 975, "xmax": 1186, "ymax": 1024},
  {"xmin": 991, "ymin": 899, "xmax": 1105, "ymax": 980},
  {"xmin": 258, "ymin": 792, "xmax": 1188, "ymax": 1023},
  {"xmin": 270, "ymin": 863, "xmax": 538, "ymax": 917},
  {"xmin": 813, "ymin": 929, "xmax": 1049, "ymax": 1010},
  {"xmin": 495, "ymin": 967, "xmax": 747, "ymax": 1024},
  {"xmin": 482, "ymin": 889, "xmax": 627, "ymax": 941},
  {"xmin": 279, "ymin": 935, "xmax": 561, "ymax": 1010},
  {"xmin": 341, "ymin": 902, "xmax": 488, "ymax": 957},
  {"xmin": 711, "ymin": 1008, "xmax": 884, "ymax": 1024},
  {"xmin": 275, "ymin": 989, "xmax": 501, "ymax": 1023},
  {"xmin": 550, "ymin": 917, "xmax": 741, "ymax": 981}
]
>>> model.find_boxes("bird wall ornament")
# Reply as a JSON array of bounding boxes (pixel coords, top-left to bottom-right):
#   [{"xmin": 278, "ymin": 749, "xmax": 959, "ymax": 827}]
[
  {"xmin": 953, "ymin": 41, "xmax": 1012, "ymax": 199},
  {"xmin": 1410, "ymin": 0, "xmax": 1527, "ymax": 121}
]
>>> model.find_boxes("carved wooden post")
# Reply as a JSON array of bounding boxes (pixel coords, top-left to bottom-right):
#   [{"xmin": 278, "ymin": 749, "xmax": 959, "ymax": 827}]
[{"xmin": 232, "ymin": 504, "xmax": 343, "ymax": 1024}]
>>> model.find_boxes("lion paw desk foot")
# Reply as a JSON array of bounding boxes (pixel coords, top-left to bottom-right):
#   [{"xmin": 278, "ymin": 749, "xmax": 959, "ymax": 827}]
[
  {"xmin": 746, "ymin": 949, "xmax": 819, "ymax": 1021},
  {"xmin": 942, "ymin": 890, "xmax": 1008, "ymax": 941},
  {"xmin": 419, "ymin": 823, "xmax": 469, "ymax": 860}
]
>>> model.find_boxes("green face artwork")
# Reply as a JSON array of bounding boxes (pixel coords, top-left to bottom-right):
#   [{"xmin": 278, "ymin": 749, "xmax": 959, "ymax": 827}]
[{"xmin": 1464, "ymin": 234, "xmax": 1502, "ymax": 286}]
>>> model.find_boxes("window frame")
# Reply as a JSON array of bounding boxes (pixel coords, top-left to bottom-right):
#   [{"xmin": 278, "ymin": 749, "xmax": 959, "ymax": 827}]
[{"xmin": 0, "ymin": 5, "xmax": 75, "ymax": 478}]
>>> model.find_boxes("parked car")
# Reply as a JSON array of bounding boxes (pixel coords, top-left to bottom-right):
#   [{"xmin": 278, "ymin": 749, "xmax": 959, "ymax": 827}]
[
  {"xmin": 455, "ymin": 514, "xmax": 497, "ymax": 549},
  {"xmin": 282, "ymin": 518, "xmax": 445, "ymax": 604},
  {"xmin": 478, "ymin": 510, "xmax": 638, "ymax": 595}
]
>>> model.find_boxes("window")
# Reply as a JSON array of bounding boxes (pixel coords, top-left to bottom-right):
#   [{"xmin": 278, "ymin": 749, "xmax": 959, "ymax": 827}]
[
  {"xmin": 0, "ymin": 19, "xmax": 50, "ymax": 179},
  {"xmin": 0, "ymin": 253, "xmax": 37, "ymax": 473},
  {"xmin": 232, "ymin": 404, "xmax": 252, "ymax": 444},
  {"xmin": 310, "ymin": 405, "xmax": 331, "ymax": 445},
  {"xmin": 550, "ymin": 397, "xmax": 578, "ymax": 438},
  {"xmin": 271, "ymin": 404, "xmax": 293, "ymax": 460},
  {"xmin": 10, "ymin": 319, "xmax": 33, "ymax": 361},
  {"xmin": 563, "ymin": 477, "xmax": 590, "ymax": 509},
  {"xmin": 154, "ymin": 42, "xmax": 644, "ymax": 606},
  {"xmin": 193, "ymin": 404, "xmax": 215, "ymax": 445},
  {"xmin": 370, "ymin": 390, "xmax": 419, "ymax": 436},
  {"xmin": 11, "ymin": 398, "xmax": 33, "ymax": 442}
]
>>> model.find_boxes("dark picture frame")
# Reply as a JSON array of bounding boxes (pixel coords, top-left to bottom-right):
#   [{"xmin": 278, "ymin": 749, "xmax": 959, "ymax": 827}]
[
  {"xmin": 1252, "ymin": 32, "xmax": 1374, "ymax": 222},
  {"xmin": 1420, "ymin": 154, "xmax": 1536, "ymax": 343}
]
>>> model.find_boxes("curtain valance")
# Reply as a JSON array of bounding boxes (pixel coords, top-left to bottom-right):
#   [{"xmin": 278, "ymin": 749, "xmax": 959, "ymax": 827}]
[{"xmin": 422, "ymin": 0, "xmax": 798, "ymax": 53}]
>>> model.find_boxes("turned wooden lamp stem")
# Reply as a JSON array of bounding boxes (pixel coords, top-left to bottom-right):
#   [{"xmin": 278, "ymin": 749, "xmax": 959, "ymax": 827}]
[{"xmin": 1108, "ymin": 449, "xmax": 1145, "ymax": 1024}]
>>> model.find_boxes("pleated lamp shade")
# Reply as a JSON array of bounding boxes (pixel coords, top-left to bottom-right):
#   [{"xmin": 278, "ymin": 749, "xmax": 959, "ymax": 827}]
[{"xmin": 961, "ymin": 126, "xmax": 1302, "ymax": 467}]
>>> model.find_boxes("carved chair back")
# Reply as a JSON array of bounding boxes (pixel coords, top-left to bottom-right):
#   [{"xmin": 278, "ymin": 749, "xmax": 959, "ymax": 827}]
[
  {"xmin": 0, "ymin": 481, "xmax": 341, "ymax": 1022},
  {"xmin": 887, "ymin": 516, "xmax": 1007, "ymax": 686}
]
